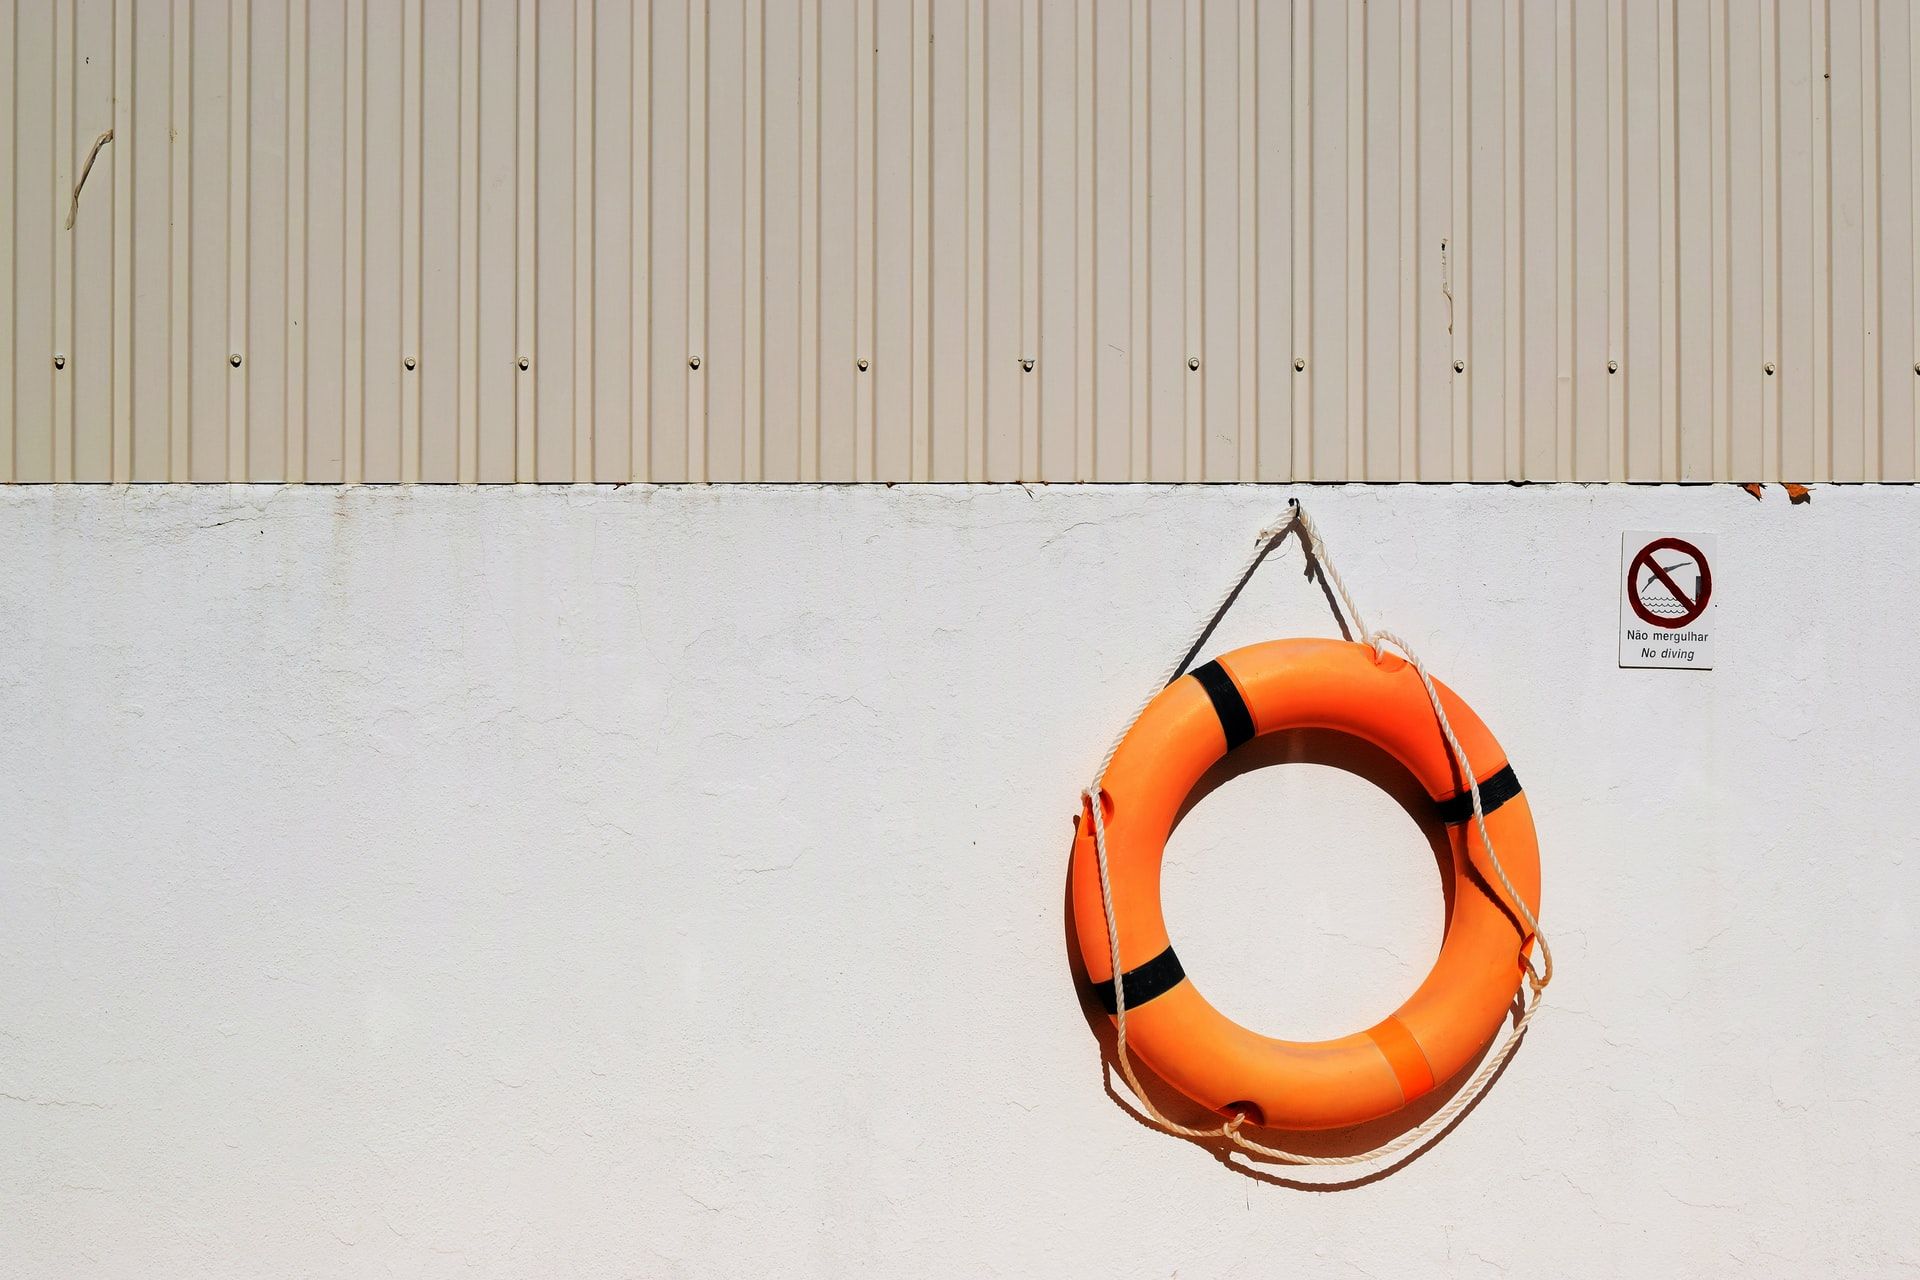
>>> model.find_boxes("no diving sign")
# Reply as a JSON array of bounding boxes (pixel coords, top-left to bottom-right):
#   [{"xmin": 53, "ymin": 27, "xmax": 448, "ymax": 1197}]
[{"xmin": 1620, "ymin": 532, "xmax": 1715, "ymax": 669}]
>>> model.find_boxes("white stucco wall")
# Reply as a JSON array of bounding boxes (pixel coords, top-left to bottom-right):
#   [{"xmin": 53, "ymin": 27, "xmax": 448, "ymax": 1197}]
[{"xmin": 2, "ymin": 484, "xmax": 1916, "ymax": 1277}]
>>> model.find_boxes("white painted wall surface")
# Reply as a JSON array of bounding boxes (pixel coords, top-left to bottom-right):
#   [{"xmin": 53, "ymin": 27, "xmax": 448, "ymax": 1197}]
[{"xmin": 2, "ymin": 484, "xmax": 1917, "ymax": 1276}]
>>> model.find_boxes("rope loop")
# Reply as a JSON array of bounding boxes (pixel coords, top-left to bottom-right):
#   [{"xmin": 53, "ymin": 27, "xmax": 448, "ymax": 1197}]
[{"xmin": 1083, "ymin": 501, "xmax": 1550, "ymax": 1170}]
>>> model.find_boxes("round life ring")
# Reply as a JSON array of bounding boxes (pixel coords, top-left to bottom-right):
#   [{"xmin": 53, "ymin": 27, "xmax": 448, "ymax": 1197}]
[{"xmin": 1069, "ymin": 637, "xmax": 1542, "ymax": 1132}]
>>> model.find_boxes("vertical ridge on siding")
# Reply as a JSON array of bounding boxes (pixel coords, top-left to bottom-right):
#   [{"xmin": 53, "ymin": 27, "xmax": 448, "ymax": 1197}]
[
  {"xmin": 1910, "ymin": 0, "xmax": 1920, "ymax": 475},
  {"xmin": 6, "ymin": 0, "xmax": 1919, "ymax": 483},
  {"xmin": 908, "ymin": 0, "xmax": 932, "ymax": 480},
  {"xmin": 1761, "ymin": 0, "xmax": 1782, "ymax": 482},
  {"xmin": 363, "ymin": 0, "xmax": 402, "ymax": 482},
  {"xmin": 73, "ymin": 0, "xmax": 116, "ymax": 481},
  {"xmin": 706, "ymin": 0, "xmax": 746, "ymax": 482},
  {"xmin": 1448, "ymin": 0, "xmax": 1469, "ymax": 480},
  {"xmin": 1146, "ymin": 0, "xmax": 1181, "ymax": 482},
  {"xmin": 1018, "ymin": 0, "xmax": 1042, "ymax": 481},
  {"xmin": 740, "ymin": 0, "xmax": 765, "ymax": 483},
  {"xmin": 590, "ymin": 0, "xmax": 631, "ymax": 482},
  {"xmin": 1811, "ymin": 0, "xmax": 1834, "ymax": 482},
  {"xmin": 168, "ymin": 0, "xmax": 190, "ymax": 481},
  {"xmin": 400, "ymin": 0, "xmax": 422, "ymax": 481},
  {"xmin": 927, "ymin": 0, "xmax": 964, "ymax": 481},
  {"xmin": 1235, "ymin": 0, "xmax": 1255, "ymax": 482},
  {"xmin": 1344, "ymin": 0, "xmax": 1366, "ymax": 483},
  {"xmin": 1199, "ymin": 0, "xmax": 1232, "ymax": 482},
  {"xmin": 628, "ymin": 0, "xmax": 650, "ymax": 482},
  {"xmin": 1398, "ymin": 0, "xmax": 1419, "ymax": 481},
  {"xmin": 875, "ymin": 0, "xmax": 918, "ymax": 481},
  {"xmin": 1720, "ymin": 0, "xmax": 1735, "ymax": 479},
  {"xmin": 111, "ymin": 0, "xmax": 134, "ymax": 482},
  {"xmin": 305, "ymin": 0, "xmax": 343, "ymax": 483},
  {"xmin": 1856, "ymin": 0, "xmax": 1881, "ymax": 480},
  {"xmin": 473, "ymin": 0, "xmax": 515, "ymax": 481},
  {"xmin": 1180, "ymin": 0, "xmax": 1202, "ymax": 483},
  {"xmin": 1728, "ymin": 0, "xmax": 1764, "ymax": 482},
  {"xmin": 342, "ymin": 0, "xmax": 362, "ymax": 483},
  {"xmin": 1888, "ymin": 0, "xmax": 1919, "ymax": 480},
  {"xmin": 1361, "ymin": 0, "xmax": 1397, "ymax": 480},
  {"xmin": 282, "ymin": 0, "xmax": 306, "ymax": 480},
  {"xmin": 1415, "ymin": 0, "xmax": 1449, "ymax": 480},
  {"xmin": 52, "ymin": 0, "xmax": 73, "ymax": 482},
  {"xmin": 461, "ymin": 0, "xmax": 489, "ymax": 482},
  {"xmin": 571, "ymin": 0, "xmax": 594, "ymax": 482},
  {"xmin": 0, "ymin": 0, "xmax": 14, "ymax": 483},
  {"xmin": 1127, "ymin": 0, "xmax": 1148, "ymax": 481},
  {"xmin": 508, "ymin": 0, "xmax": 535, "ymax": 482},
  {"xmin": 856, "ymin": 0, "xmax": 880, "ymax": 482},
  {"xmin": 798, "ymin": 0, "xmax": 821, "ymax": 480}
]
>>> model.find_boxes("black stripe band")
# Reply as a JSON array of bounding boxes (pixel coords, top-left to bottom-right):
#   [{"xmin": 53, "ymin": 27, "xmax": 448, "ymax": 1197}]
[
  {"xmin": 1435, "ymin": 763, "xmax": 1522, "ymax": 825},
  {"xmin": 1190, "ymin": 660, "xmax": 1256, "ymax": 751},
  {"xmin": 1090, "ymin": 946, "xmax": 1186, "ymax": 1014}
]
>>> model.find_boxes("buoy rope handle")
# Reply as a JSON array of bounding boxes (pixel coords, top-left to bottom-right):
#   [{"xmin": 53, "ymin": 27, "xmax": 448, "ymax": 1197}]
[{"xmin": 1082, "ymin": 500, "xmax": 1552, "ymax": 1168}]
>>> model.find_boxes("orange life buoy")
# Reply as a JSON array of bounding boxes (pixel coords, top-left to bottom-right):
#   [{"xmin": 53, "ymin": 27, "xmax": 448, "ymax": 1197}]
[{"xmin": 1069, "ymin": 637, "xmax": 1542, "ymax": 1132}]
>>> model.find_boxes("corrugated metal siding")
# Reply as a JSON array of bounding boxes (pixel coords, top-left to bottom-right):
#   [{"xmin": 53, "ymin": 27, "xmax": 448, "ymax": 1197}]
[{"xmin": 4, "ymin": 0, "xmax": 1918, "ymax": 483}]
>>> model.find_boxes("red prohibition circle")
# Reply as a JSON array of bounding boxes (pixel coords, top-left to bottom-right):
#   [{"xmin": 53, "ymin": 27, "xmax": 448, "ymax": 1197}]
[{"xmin": 1628, "ymin": 537, "xmax": 1712, "ymax": 629}]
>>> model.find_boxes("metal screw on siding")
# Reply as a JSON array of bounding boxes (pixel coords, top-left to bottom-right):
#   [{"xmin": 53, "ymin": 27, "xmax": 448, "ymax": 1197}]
[
  {"xmin": 857, "ymin": 358, "xmax": 870, "ymax": 372},
  {"xmin": 404, "ymin": 356, "xmax": 417, "ymax": 371},
  {"xmin": 1293, "ymin": 357, "xmax": 1306, "ymax": 372},
  {"xmin": 229, "ymin": 353, "xmax": 243, "ymax": 368},
  {"xmin": 1607, "ymin": 359, "xmax": 1619, "ymax": 374},
  {"xmin": 1912, "ymin": 362, "xmax": 1919, "ymax": 376},
  {"xmin": 1187, "ymin": 356, "xmax": 1200, "ymax": 371},
  {"xmin": 688, "ymin": 356, "xmax": 702, "ymax": 370},
  {"xmin": 1453, "ymin": 359, "xmax": 1466, "ymax": 374},
  {"xmin": 518, "ymin": 356, "xmax": 530, "ymax": 371},
  {"xmin": 1020, "ymin": 358, "xmax": 1034, "ymax": 373},
  {"xmin": 1764, "ymin": 362, "xmax": 1776, "ymax": 376},
  {"xmin": 52, "ymin": 354, "xmax": 66, "ymax": 370}
]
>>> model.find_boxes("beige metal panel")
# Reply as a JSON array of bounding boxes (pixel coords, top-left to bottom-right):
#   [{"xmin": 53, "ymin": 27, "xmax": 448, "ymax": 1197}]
[
  {"xmin": 474, "ymin": 0, "xmax": 519, "ymax": 482},
  {"xmin": 13, "ymin": 0, "xmax": 54, "ymax": 481},
  {"xmin": 1882, "ymin": 0, "xmax": 1919, "ymax": 480},
  {"xmin": 817, "ymin": 0, "xmax": 859, "ymax": 481},
  {"xmin": 8, "ymin": 0, "xmax": 1920, "ymax": 483},
  {"xmin": 1518, "ymin": 0, "xmax": 1557, "ymax": 481},
  {"xmin": 415, "ymin": 0, "xmax": 458, "ymax": 481},
  {"xmin": 1831, "ymin": 0, "xmax": 1872, "ymax": 482},
  {"xmin": 1415, "ymin": 0, "xmax": 1454, "ymax": 481},
  {"xmin": 873, "ymin": 0, "xmax": 919, "ymax": 481},
  {"xmin": 1036, "ymin": 0, "xmax": 1077, "ymax": 481},
  {"xmin": 0, "ymin": 1, "xmax": 11, "ymax": 482},
  {"xmin": 363, "ymin": 0, "xmax": 405, "ymax": 482},
  {"xmin": 303, "ymin": 0, "xmax": 346, "ymax": 482},
  {"xmin": 760, "ymin": 0, "xmax": 800, "ymax": 481},
  {"xmin": 71, "ymin": 0, "xmax": 114, "ymax": 481},
  {"xmin": 535, "ymin": 0, "xmax": 579, "ymax": 482},
  {"xmin": 590, "ymin": 0, "xmax": 634, "ymax": 482},
  {"xmin": 1779, "ymin": 0, "xmax": 1821, "ymax": 482},
  {"xmin": 646, "ymin": 0, "xmax": 688, "ymax": 483},
  {"xmin": 1727, "ymin": 1, "xmax": 1766, "ymax": 483},
  {"xmin": 703, "ymin": 0, "xmax": 746, "ymax": 482}
]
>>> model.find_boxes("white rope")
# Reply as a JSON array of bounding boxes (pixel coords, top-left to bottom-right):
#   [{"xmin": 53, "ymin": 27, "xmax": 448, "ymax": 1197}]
[{"xmin": 1083, "ymin": 501, "xmax": 1550, "ymax": 1168}]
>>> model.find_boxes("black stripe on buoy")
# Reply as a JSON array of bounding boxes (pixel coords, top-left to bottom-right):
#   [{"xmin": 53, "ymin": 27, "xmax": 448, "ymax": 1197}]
[
  {"xmin": 1090, "ymin": 946, "xmax": 1187, "ymax": 1014},
  {"xmin": 1190, "ymin": 660, "xmax": 1255, "ymax": 751},
  {"xmin": 1435, "ymin": 763, "xmax": 1522, "ymax": 825}
]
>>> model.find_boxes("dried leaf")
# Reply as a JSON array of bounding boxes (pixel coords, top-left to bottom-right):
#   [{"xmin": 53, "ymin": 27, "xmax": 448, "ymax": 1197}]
[
  {"xmin": 1783, "ymin": 483, "xmax": 1812, "ymax": 504},
  {"xmin": 1740, "ymin": 483, "xmax": 1764, "ymax": 500}
]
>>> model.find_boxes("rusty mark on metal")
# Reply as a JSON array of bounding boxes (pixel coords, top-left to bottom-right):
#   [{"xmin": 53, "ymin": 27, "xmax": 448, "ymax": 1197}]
[{"xmin": 65, "ymin": 129, "xmax": 114, "ymax": 231}]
